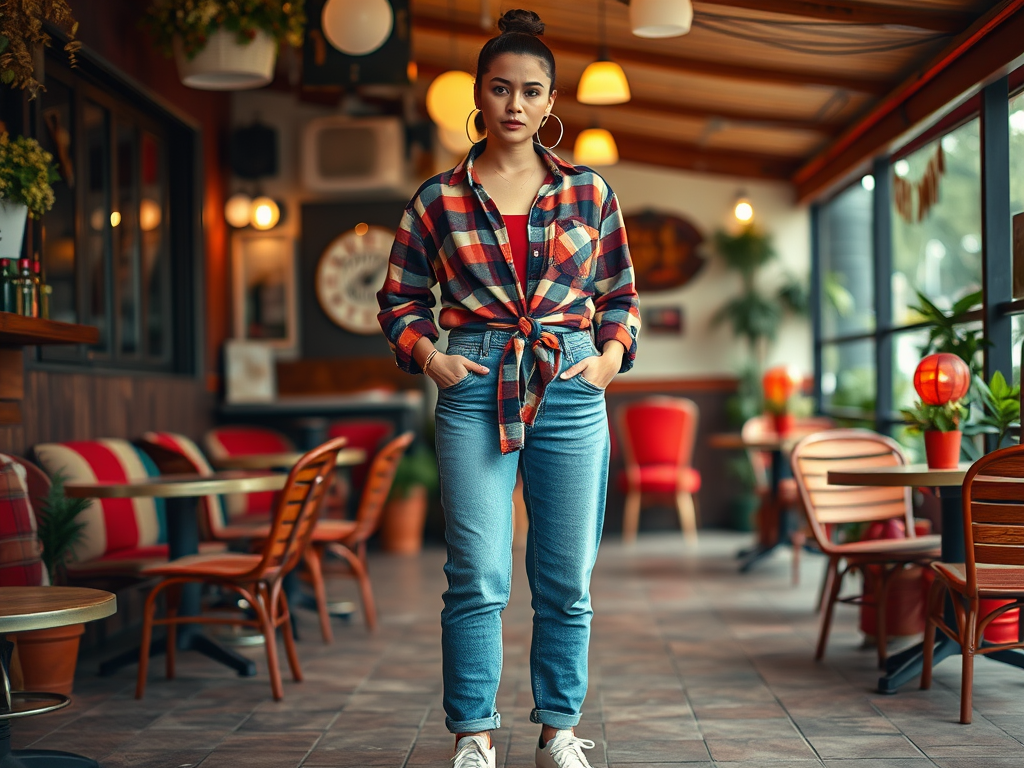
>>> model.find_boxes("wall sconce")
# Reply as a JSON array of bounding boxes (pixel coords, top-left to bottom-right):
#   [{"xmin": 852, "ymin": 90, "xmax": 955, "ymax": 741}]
[{"xmin": 733, "ymin": 192, "xmax": 753, "ymax": 223}]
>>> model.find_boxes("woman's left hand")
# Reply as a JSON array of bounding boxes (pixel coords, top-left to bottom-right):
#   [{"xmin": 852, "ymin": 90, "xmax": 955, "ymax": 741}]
[{"xmin": 559, "ymin": 342, "xmax": 625, "ymax": 390}]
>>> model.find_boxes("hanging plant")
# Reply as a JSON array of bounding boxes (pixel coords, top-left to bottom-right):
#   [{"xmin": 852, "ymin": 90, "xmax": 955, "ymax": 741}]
[
  {"xmin": 0, "ymin": 0, "xmax": 81, "ymax": 99},
  {"xmin": 143, "ymin": 1, "xmax": 306, "ymax": 59},
  {"xmin": 0, "ymin": 132, "xmax": 60, "ymax": 218}
]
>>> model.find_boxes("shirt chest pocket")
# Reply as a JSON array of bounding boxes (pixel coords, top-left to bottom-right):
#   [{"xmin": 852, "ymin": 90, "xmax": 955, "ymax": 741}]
[{"xmin": 546, "ymin": 217, "xmax": 599, "ymax": 281}]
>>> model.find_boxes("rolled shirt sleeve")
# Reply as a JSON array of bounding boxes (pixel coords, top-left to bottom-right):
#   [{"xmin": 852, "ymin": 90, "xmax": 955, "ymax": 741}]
[
  {"xmin": 593, "ymin": 191, "xmax": 641, "ymax": 373},
  {"xmin": 376, "ymin": 205, "xmax": 440, "ymax": 374}
]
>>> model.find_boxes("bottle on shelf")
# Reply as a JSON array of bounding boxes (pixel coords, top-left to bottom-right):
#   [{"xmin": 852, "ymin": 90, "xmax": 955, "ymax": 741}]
[
  {"xmin": 0, "ymin": 258, "xmax": 14, "ymax": 313},
  {"xmin": 15, "ymin": 258, "xmax": 38, "ymax": 317},
  {"xmin": 32, "ymin": 260, "xmax": 49, "ymax": 320}
]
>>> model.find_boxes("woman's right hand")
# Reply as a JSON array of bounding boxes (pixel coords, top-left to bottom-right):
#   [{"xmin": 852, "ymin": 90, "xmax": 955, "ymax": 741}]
[{"xmin": 428, "ymin": 352, "xmax": 490, "ymax": 389}]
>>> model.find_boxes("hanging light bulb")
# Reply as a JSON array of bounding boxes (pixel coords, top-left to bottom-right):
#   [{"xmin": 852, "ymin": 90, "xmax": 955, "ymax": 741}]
[
  {"xmin": 427, "ymin": 71, "xmax": 477, "ymax": 131},
  {"xmin": 139, "ymin": 198, "xmax": 162, "ymax": 231},
  {"xmin": 577, "ymin": 61, "xmax": 631, "ymax": 105},
  {"xmin": 225, "ymin": 193, "xmax": 253, "ymax": 228},
  {"xmin": 733, "ymin": 194, "xmax": 754, "ymax": 223},
  {"xmin": 630, "ymin": 0, "xmax": 694, "ymax": 39},
  {"xmin": 578, "ymin": 0, "xmax": 630, "ymax": 105},
  {"xmin": 574, "ymin": 128, "xmax": 619, "ymax": 166},
  {"xmin": 250, "ymin": 197, "xmax": 281, "ymax": 230},
  {"xmin": 321, "ymin": 0, "xmax": 394, "ymax": 56}
]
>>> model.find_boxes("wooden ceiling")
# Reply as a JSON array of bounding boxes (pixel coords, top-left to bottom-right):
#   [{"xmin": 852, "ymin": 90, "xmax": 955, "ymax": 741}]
[{"xmin": 408, "ymin": 0, "xmax": 1014, "ymax": 195}]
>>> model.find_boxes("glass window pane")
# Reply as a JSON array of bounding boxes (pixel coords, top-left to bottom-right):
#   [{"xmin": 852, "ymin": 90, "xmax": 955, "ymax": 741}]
[
  {"xmin": 1010, "ymin": 90, "xmax": 1024, "ymax": 217},
  {"xmin": 820, "ymin": 180, "xmax": 874, "ymax": 338},
  {"xmin": 891, "ymin": 118, "xmax": 982, "ymax": 327},
  {"xmin": 821, "ymin": 340, "xmax": 876, "ymax": 414},
  {"xmin": 82, "ymin": 100, "xmax": 110, "ymax": 355},
  {"xmin": 140, "ymin": 131, "xmax": 167, "ymax": 360},
  {"xmin": 116, "ymin": 121, "xmax": 138, "ymax": 356},
  {"xmin": 1012, "ymin": 314, "xmax": 1024, "ymax": 387}
]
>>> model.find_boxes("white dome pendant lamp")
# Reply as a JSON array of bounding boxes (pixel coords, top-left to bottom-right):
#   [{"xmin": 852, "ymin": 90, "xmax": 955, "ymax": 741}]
[
  {"xmin": 630, "ymin": 0, "xmax": 694, "ymax": 39},
  {"xmin": 321, "ymin": 0, "xmax": 395, "ymax": 56}
]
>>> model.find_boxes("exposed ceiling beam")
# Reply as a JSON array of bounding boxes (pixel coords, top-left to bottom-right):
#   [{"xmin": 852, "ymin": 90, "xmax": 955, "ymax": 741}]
[
  {"xmin": 416, "ymin": 62, "xmax": 844, "ymax": 135},
  {"xmin": 412, "ymin": 15, "xmax": 890, "ymax": 94},
  {"xmin": 794, "ymin": 1, "xmax": 1024, "ymax": 200},
  {"xmin": 693, "ymin": 0, "xmax": 973, "ymax": 33},
  {"xmin": 556, "ymin": 120, "xmax": 802, "ymax": 180}
]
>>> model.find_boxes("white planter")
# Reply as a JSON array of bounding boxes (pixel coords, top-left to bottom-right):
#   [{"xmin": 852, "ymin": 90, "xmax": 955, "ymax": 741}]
[
  {"xmin": 173, "ymin": 29, "xmax": 277, "ymax": 91},
  {"xmin": 0, "ymin": 201, "xmax": 28, "ymax": 260}
]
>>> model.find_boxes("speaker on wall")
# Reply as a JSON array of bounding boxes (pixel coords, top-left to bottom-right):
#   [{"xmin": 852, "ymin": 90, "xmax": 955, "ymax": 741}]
[{"xmin": 303, "ymin": 0, "xmax": 411, "ymax": 87}]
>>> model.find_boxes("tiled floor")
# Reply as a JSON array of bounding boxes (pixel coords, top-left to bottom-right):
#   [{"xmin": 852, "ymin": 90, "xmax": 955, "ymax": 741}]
[{"xmin": 12, "ymin": 532, "xmax": 1024, "ymax": 767}]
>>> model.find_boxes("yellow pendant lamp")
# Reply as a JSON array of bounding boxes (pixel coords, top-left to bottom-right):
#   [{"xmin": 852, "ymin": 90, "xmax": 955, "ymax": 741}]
[
  {"xmin": 578, "ymin": 0, "xmax": 630, "ymax": 106},
  {"xmin": 574, "ymin": 128, "xmax": 619, "ymax": 166},
  {"xmin": 427, "ymin": 70, "xmax": 476, "ymax": 131}
]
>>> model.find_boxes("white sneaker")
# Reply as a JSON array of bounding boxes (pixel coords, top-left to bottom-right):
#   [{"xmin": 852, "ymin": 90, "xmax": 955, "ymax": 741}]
[
  {"xmin": 535, "ymin": 730, "xmax": 596, "ymax": 768},
  {"xmin": 452, "ymin": 734, "xmax": 495, "ymax": 768}
]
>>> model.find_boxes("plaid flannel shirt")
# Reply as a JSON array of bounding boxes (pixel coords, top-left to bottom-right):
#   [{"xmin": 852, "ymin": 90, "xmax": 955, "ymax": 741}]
[{"xmin": 377, "ymin": 140, "xmax": 641, "ymax": 453}]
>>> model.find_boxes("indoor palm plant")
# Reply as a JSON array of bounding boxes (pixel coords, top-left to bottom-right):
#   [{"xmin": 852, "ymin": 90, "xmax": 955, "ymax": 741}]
[
  {"xmin": 0, "ymin": 132, "xmax": 59, "ymax": 258},
  {"xmin": 381, "ymin": 445, "xmax": 439, "ymax": 554},
  {"xmin": 13, "ymin": 471, "xmax": 91, "ymax": 696},
  {"xmin": 143, "ymin": 0, "xmax": 305, "ymax": 90}
]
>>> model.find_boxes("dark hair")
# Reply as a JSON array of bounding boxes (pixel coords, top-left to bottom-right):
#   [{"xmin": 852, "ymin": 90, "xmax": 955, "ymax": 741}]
[{"xmin": 473, "ymin": 10, "xmax": 556, "ymax": 133}]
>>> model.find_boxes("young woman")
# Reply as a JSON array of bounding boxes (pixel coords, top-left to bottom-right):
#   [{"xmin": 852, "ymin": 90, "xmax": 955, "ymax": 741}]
[{"xmin": 377, "ymin": 9, "xmax": 640, "ymax": 768}]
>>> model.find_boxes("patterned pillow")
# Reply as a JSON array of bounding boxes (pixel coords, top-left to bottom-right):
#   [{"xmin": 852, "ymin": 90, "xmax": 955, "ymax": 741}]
[{"xmin": 0, "ymin": 455, "xmax": 47, "ymax": 586}]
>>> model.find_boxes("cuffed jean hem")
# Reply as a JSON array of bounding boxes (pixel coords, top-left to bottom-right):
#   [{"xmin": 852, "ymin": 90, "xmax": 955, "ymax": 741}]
[
  {"xmin": 529, "ymin": 709, "xmax": 582, "ymax": 728},
  {"xmin": 445, "ymin": 713, "xmax": 501, "ymax": 734}
]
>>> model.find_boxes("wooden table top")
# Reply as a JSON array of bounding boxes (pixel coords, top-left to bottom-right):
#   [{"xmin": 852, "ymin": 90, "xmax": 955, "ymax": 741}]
[
  {"xmin": 64, "ymin": 471, "xmax": 288, "ymax": 500},
  {"xmin": 0, "ymin": 587, "xmax": 116, "ymax": 633},
  {"xmin": 709, "ymin": 432, "xmax": 798, "ymax": 452},
  {"xmin": 210, "ymin": 448, "xmax": 366, "ymax": 471},
  {"xmin": 828, "ymin": 463, "xmax": 972, "ymax": 488}
]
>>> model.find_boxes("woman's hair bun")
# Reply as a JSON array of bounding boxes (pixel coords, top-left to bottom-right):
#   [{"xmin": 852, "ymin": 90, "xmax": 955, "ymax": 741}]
[{"xmin": 498, "ymin": 9, "xmax": 545, "ymax": 37}]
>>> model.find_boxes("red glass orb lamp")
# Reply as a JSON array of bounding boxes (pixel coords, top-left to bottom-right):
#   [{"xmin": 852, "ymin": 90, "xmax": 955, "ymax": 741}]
[{"xmin": 913, "ymin": 353, "xmax": 970, "ymax": 406}]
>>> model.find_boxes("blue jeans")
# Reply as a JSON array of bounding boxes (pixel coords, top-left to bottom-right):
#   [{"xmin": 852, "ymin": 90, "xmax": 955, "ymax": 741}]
[{"xmin": 435, "ymin": 328, "xmax": 610, "ymax": 734}]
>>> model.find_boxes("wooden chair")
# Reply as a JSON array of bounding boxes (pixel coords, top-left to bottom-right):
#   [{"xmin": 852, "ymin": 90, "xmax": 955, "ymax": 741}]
[
  {"xmin": 135, "ymin": 436, "xmax": 347, "ymax": 701},
  {"xmin": 790, "ymin": 429, "xmax": 941, "ymax": 667},
  {"xmin": 921, "ymin": 444, "xmax": 1024, "ymax": 723},
  {"xmin": 616, "ymin": 397, "xmax": 700, "ymax": 543}
]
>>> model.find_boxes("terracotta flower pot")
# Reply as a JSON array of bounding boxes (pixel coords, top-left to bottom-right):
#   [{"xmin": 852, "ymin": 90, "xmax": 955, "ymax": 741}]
[
  {"xmin": 10, "ymin": 623, "xmax": 84, "ymax": 695},
  {"xmin": 772, "ymin": 413, "xmax": 795, "ymax": 436},
  {"xmin": 381, "ymin": 485, "xmax": 428, "ymax": 554},
  {"xmin": 923, "ymin": 430, "xmax": 961, "ymax": 469}
]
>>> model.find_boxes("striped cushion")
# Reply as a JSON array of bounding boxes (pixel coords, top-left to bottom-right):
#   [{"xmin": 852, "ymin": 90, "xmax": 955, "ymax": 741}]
[
  {"xmin": 32, "ymin": 440, "xmax": 166, "ymax": 563},
  {"xmin": 203, "ymin": 427, "xmax": 293, "ymax": 519},
  {"xmin": 142, "ymin": 431, "xmax": 228, "ymax": 536},
  {"xmin": 0, "ymin": 455, "xmax": 47, "ymax": 586}
]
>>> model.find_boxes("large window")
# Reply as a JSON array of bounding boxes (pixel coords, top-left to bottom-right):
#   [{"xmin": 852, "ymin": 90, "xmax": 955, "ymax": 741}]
[{"xmin": 7, "ymin": 51, "xmax": 200, "ymax": 375}]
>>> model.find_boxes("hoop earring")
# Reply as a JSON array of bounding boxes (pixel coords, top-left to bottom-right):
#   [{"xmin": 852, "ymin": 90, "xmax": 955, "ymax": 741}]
[
  {"xmin": 536, "ymin": 113, "xmax": 563, "ymax": 150},
  {"xmin": 465, "ymin": 109, "xmax": 485, "ymax": 145}
]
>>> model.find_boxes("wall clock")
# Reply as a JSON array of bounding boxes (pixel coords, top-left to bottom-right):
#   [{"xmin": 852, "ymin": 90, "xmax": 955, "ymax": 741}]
[{"xmin": 315, "ymin": 224, "xmax": 395, "ymax": 334}]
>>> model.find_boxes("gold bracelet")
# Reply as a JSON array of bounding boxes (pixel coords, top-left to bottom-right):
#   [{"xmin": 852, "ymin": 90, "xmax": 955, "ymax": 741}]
[{"xmin": 423, "ymin": 349, "xmax": 439, "ymax": 373}]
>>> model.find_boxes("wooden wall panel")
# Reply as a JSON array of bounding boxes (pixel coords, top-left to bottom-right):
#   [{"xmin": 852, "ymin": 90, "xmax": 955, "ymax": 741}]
[{"xmin": 0, "ymin": 371, "xmax": 213, "ymax": 457}]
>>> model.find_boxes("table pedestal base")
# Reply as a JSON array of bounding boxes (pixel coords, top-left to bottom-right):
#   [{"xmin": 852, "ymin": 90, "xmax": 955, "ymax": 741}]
[
  {"xmin": 98, "ymin": 627, "xmax": 257, "ymax": 678},
  {"xmin": 1, "ymin": 722, "xmax": 98, "ymax": 768}
]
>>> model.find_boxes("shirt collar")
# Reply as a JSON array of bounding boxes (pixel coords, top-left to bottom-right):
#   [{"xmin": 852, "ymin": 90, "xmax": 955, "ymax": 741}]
[{"xmin": 448, "ymin": 138, "xmax": 580, "ymax": 187}]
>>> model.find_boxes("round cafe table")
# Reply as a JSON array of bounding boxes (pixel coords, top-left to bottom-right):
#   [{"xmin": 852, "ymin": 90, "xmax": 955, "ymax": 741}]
[
  {"xmin": 828, "ymin": 462, "xmax": 1024, "ymax": 694},
  {"xmin": 64, "ymin": 472, "xmax": 287, "ymax": 678},
  {"xmin": 1, "ymin": 586, "xmax": 116, "ymax": 768}
]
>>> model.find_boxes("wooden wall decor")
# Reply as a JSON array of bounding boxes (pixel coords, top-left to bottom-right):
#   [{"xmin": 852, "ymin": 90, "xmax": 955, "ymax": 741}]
[{"xmin": 622, "ymin": 210, "xmax": 706, "ymax": 292}]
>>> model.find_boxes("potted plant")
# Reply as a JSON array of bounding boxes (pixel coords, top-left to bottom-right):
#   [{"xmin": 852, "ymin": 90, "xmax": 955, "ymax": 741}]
[
  {"xmin": 10, "ymin": 471, "xmax": 90, "ymax": 696},
  {"xmin": 970, "ymin": 371, "xmax": 1020, "ymax": 450},
  {"xmin": 381, "ymin": 445, "xmax": 439, "ymax": 554},
  {"xmin": 0, "ymin": 0, "xmax": 80, "ymax": 99},
  {"xmin": 901, "ymin": 400, "xmax": 967, "ymax": 469},
  {"xmin": 143, "ymin": 0, "xmax": 305, "ymax": 91},
  {"xmin": 0, "ymin": 132, "xmax": 59, "ymax": 259}
]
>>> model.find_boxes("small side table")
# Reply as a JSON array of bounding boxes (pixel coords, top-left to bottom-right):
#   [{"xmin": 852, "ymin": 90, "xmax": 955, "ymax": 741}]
[{"xmin": 1, "ymin": 586, "xmax": 116, "ymax": 768}]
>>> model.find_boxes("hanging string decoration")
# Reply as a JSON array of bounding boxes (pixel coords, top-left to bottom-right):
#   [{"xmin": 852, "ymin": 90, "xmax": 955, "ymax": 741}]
[{"xmin": 893, "ymin": 144, "xmax": 945, "ymax": 224}]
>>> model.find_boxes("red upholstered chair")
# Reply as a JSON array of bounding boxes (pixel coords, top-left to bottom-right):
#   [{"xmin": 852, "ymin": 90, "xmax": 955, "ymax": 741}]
[
  {"xmin": 203, "ymin": 426, "xmax": 294, "ymax": 520},
  {"xmin": 616, "ymin": 397, "xmax": 700, "ymax": 543},
  {"xmin": 31, "ymin": 440, "xmax": 173, "ymax": 579},
  {"xmin": 325, "ymin": 419, "xmax": 395, "ymax": 500},
  {"xmin": 135, "ymin": 437, "xmax": 348, "ymax": 701}
]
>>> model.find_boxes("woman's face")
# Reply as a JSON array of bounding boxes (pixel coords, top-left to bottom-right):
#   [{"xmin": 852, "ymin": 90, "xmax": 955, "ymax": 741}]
[{"xmin": 476, "ymin": 52, "xmax": 555, "ymax": 146}]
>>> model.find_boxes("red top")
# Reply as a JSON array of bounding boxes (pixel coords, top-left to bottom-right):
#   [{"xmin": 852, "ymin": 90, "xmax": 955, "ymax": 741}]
[{"xmin": 504, "ymin": 214, "xmax": 529, "ymax": 293}]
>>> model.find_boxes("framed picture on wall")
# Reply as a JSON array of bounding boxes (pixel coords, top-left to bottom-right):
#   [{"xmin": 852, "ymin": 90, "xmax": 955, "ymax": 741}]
[{"xmin": 232, "ymin": 233, "xmax": 299, "ymax": 357}]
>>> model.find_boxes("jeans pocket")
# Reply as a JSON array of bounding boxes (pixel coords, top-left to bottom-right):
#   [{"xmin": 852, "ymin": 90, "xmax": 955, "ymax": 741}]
[
  {"xmin": 439, "ymin": 372, "xmax": 474, "ymax": 392},
  {"xmin": 572, "ymin": 372, "xmax": 606, "ymax": 393}
]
